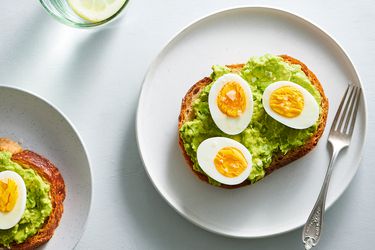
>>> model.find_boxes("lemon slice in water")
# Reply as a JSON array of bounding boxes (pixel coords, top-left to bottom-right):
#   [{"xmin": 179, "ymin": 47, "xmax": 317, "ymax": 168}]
[{"xmin": 67, "ymin": 0, "xmax": 126, "ymax": 23}]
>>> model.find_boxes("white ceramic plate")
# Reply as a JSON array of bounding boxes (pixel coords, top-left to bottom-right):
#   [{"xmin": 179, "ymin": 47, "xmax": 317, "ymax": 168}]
[
  {"xmin": 136, "ymin": 7, "xmax": 367, "ymax": 238},
  {"xmin": 0, "ymin": 86, "xmax": 92, "ymax": 248}
]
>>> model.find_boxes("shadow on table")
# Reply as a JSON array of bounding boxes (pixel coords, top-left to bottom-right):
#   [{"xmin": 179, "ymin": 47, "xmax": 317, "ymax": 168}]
[
  {"xmin": 49, "ymin": 27, "xmax": 119, "ymax": 106},
  {"xmin": 0, "ymin": 7, "xmax": 120, "ymax": 103},
  {"xmin": 57, "ymin": 28, "xmax": 116, "ymax": 84},
  {"xmin": 0, "ymin": 9, "xmax": 49, "ymax": 78}
]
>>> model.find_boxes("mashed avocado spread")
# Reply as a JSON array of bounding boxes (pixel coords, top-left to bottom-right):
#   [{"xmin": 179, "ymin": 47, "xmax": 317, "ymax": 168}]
[
  {"xmin": 179, "ymin": 54, "xmax": 322, "ymax": 185},
  {"xmin": 0, "ymin": 151, "xmax": 52, "ymax": 247}
]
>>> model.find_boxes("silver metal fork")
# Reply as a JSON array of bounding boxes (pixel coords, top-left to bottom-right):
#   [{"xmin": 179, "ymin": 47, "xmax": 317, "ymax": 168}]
[{"xmin": 302, "ymin": 84, "xmax": 361, "ymax": 250}]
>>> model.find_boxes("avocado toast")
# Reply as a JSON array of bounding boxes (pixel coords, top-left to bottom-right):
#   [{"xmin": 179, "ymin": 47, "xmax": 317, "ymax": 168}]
[
  {"xmin": 178, "ymin": 54, "xmax": 329, "ymax": 188},
  {"xmin": 0, "ymin": 138, "xmax": 65, "ymax": 249}
]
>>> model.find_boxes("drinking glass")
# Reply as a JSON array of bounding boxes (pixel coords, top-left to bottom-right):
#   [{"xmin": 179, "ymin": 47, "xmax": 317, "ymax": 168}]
[{"xmin": 39, "ymin": 0, "xmax": 128, "ymax": 28}]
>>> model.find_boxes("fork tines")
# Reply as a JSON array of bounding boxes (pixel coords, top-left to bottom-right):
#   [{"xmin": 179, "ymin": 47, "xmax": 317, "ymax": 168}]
[{"xmin": 331, "ymin": 84, "xmax": 361, "ymax": 136}]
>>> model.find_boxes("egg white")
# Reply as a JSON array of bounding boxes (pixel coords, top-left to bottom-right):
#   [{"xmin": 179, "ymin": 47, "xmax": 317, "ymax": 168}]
[
  {"xmin": 197, "ymin": 137, "xmax": 252, "ymax": 185},
  {"xmin": 208, "ymin": 73, "xmax": 253, "ymax": 135},
  {"xmin": 0, "ymin": 170, "xmax": 27, "ymax": 230},
  {"xmin": 262, "ymin": 81, "xmax": 320, "ymax": 129}
]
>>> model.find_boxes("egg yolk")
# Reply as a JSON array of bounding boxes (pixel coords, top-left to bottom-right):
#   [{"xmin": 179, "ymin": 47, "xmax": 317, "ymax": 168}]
[
  {"xmin": 269, "ymin": 86, "xmax": 304, "ymax": 118},
  {"xmin": 217, "ymin": 81, "xmax": 246, "ymax": 117},
  {"xmin": 214, "ymin": 147, "xmax": 247, "ymax": 178},
  {"xmin": 0, "ymin": 178, "xmax": 18, "ymax": 212}
]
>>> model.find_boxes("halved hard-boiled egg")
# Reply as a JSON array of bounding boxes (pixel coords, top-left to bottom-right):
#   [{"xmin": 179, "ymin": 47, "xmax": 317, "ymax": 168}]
[
  {"xmin": 197, "ymin": 137, "xmax": 252, "ymax": 185},
  {"xmin": 262, "ymin": 81, "xmax": 319, "ymax": 129},
  {"xmin": 209, "ymin": 73, "xmax": 253, "ymax": 135},
  {"xmin": 0, "ymin": 170, "xmax": 27, "ymax": 229}
]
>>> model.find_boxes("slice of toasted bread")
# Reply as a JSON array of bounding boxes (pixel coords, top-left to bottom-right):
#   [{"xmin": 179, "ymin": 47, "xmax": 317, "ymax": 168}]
[
  {"xmin": 178, "ymin": 55, "xmax": 329, "ymax": 189},
  {"xmin": 0, "ymin": 139, "xmax": 65, "ymax": 250}
]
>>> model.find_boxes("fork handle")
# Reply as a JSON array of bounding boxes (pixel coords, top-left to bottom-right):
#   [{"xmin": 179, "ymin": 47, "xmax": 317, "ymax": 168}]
[{"xmin": 302, "ymin": 147, "xmax": 340, "ymax": 249}]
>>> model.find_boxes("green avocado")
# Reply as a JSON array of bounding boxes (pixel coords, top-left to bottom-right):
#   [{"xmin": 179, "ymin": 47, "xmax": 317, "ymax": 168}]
[
  {"xmin": 0, "ymin": 151, "xmax": 52, "ymax": 248},
  {"xmin": 179, "ymin": 54, "xmax": 322, "ymax": 185}
]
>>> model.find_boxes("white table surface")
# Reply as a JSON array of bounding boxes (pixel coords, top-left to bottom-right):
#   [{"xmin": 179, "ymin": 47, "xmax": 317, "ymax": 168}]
[{"xmin": 1, "ymin": 1, "xmax": 374, "ymax": 249}]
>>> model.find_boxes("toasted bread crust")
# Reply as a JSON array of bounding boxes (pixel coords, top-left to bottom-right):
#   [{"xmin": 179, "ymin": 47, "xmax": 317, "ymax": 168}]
[
  {"xmin": 178, "ymin": 55, "xmax": 329, "ymax": 188},
  {"xmin": 0, "ymin": 140, "xmax": 66, "ymax": 249},
  {"xmin": 0, "ymin": 138, "xmax": 22, "ymax": 155}
]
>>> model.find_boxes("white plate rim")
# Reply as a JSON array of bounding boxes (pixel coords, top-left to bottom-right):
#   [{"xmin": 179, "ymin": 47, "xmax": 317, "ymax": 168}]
[
  {"xmin": 0, "ymin": 84, "xmax": 93, "ymax": 247},
  {"xmin": 136, "ymin": 6, "xmax": 368, "ymax": 238}
]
